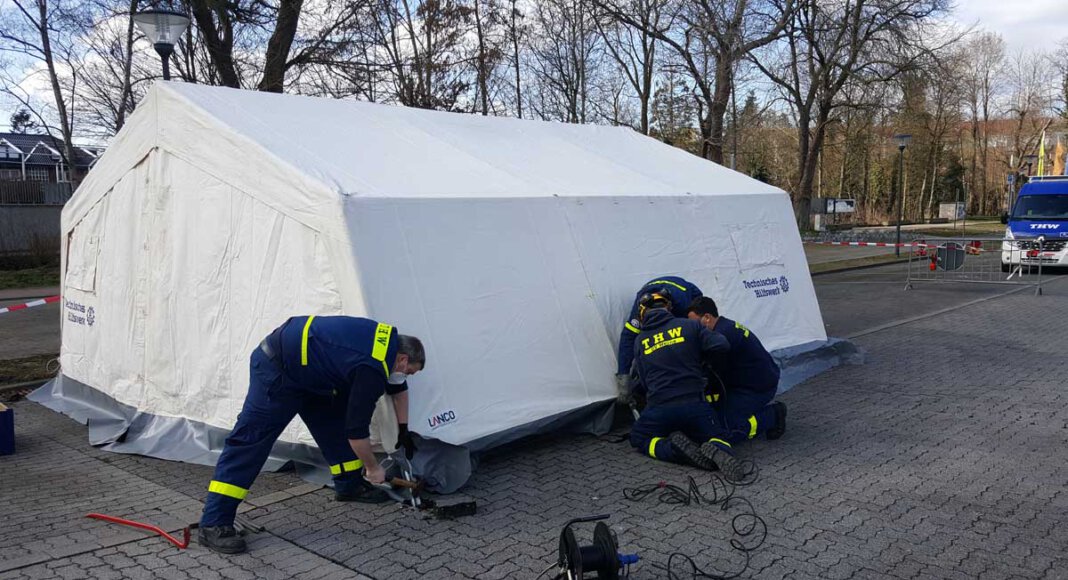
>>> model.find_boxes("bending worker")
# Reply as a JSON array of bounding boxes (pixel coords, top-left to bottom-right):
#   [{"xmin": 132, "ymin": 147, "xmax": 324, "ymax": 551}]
[
  {"xmin": 616, "ymin": 276, "xmax": 702, "ymax": 398},
  {"xmin": 628, "ymin": 292, "xmax": 746, "ymax": 481},
  {"xmin": 198, "ymin": 315, "xmax": 425, "ymax": 554},
  {"xmin": 687, "ymin": 297, "xmax": 786, "ymax": 443}
]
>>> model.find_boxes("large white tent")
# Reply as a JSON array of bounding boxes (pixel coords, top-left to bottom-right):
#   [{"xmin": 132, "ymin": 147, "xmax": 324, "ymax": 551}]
[{"xmin": 39, "ymin": 83, "xmax": 830, "ymax": 484}]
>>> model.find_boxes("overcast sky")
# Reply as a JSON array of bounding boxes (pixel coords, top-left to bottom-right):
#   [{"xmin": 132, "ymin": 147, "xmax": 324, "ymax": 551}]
[{"xmin": 952, "ymin": 0, "xmax": 1065, "ymax": 54}]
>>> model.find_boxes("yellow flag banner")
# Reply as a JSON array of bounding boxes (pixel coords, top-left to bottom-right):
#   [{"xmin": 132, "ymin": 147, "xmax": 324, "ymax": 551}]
[{"xmin": 1037, "ymin": 131, "xmax": 1045, "ymax": 176}]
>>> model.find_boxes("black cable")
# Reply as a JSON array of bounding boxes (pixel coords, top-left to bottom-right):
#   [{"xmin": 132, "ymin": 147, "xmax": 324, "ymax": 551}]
[{"xmin": 623, "ymin": 475, "xmax": 768, "ymax": 580}]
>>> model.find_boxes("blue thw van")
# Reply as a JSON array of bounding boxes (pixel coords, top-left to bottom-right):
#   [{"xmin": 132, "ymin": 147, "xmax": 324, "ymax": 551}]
[{"xmin": 1001, "ymin": 176, "xmax": 1068, "ymax": 272}]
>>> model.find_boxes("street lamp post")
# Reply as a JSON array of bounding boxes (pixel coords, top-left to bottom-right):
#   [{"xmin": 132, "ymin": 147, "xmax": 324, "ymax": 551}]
[
  {"xmin": 893, "ymin": 134, "xmax": 911, "ymax": 257},
  {"xmin": 132, "ymin": 9, "xmax": 191, "ymax": 81}
]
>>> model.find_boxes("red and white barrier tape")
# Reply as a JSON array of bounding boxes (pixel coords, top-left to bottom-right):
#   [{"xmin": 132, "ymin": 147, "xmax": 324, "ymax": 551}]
[
  {"xmin": 806, "ymin": 241, "xmax": 932, "ymax": 248},
  {"xmin": 806, "ymin": 240, "xmax": 998, "ymax": 255},
  {"xmin": 0, "ymin": 295, "xmax": 60, "ymax": 315}
]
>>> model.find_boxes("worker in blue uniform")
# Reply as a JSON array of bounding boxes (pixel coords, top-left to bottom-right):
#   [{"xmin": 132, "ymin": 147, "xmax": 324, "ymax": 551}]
[
  {"xmin": 686, "ymin": 297, "xmax": 786, "ymax": 444},
  {"xmin": 198, "ymin": 315, "xmax": 425, "ymax": 554},
  {"xmin": 627, "ymin": 292, "xmax": 747, "ymax": 481},
  {"xmin": 616, "ymin": 276, "xmax": 703, "ymax": 400}
]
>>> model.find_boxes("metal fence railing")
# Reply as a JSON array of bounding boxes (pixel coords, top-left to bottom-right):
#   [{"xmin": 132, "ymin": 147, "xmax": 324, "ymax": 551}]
[
  {"xmin": 904, "ymin": 236, "xmax": 1050, "ymax": 295},
  {"xmin": 0, "ymin": 181, "xmax": 73, "ymax": 205}
]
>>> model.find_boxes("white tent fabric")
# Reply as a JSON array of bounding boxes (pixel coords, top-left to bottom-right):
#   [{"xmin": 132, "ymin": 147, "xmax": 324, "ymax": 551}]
[{"xmin": 58, "ymin": 82, "xmax": 826, "ymax": 451}]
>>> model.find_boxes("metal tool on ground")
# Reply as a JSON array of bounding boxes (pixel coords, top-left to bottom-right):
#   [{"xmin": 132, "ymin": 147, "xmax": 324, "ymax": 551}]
[
  {"xmin": 374, "ymin": 453, "xmax": 478, "ymax": 519},
  {"xmin": 85, "ymin": 513, "xmax": 190, "ymax": 549},
  {"xmin": 551, "ymin": 515, "xmax": 639, "ymax": 580},
  {"xmin": 375, "ymin": 454, "xmax": 425, "ymax": 507}
]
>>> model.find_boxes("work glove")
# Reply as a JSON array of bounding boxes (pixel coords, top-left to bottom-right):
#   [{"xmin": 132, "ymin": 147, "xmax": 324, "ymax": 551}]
[
  {"xmin": 397, "ymin": 423, "xmax": 417, "ymax": 460},
  {"xmin": 614, "ymin": 373, "xmax": 633, "ymax": 405}
]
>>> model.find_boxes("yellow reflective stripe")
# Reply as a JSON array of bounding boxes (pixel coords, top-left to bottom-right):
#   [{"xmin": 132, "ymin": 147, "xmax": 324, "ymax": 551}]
[
  {"xmin": 648, "ymin": 436, "xmax": 662, "ymax": 458},
  {"xmin": 748, "ymin": 416, "xmax": 758, "ymax": 439},
  {"xmin": 648, "ymin": 279, "xmax": 687, "ymax": 291},
  {"xmin": 371, "ymin": 323, "xmax": 393, "ymax": 376},
  {"xmin": 705, "ymin": 395, "xmax": 712, "ymax": 402},
  {"xmin": 713, "ymin": 393, "xmax": 720, "ymax": 402},
  {"xmin": 708, "ymin": 438, "xmax": 732, "ymax": 448},
  {"xmin": 624, "ymin": 322, "xmax": 640, "ymax": 334},
  {"xmin": 301, "ymin": 316, "xmax": 316, "ymax": 366},
  {"xmin": 208, "ymin": 480, "xmax": 249, "ymax": 500},
  {"xmin": 329, "ymin": 459, "xmax": 364, "ymax": 475}
]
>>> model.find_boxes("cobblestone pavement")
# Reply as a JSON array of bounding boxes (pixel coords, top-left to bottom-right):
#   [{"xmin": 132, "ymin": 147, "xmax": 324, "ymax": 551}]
[{"xmin": 2, "ymin": 276, "xmax": 1068, "ymax": 579}]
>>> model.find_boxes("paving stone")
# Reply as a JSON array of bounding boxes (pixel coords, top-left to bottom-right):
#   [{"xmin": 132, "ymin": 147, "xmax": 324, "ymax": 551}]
[{"xmin": 3, "ymin": 278, "xmax": 1068, "ymax": 578}]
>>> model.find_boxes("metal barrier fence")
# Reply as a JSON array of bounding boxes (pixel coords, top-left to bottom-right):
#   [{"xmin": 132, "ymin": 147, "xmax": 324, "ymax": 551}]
[
  {"xmin": 0, "ymin": 181, "xmax": 73, "ymax": 205},
  {"xmin": 904, "ymin": 236, "xmax": 1050, "ymax": 295}
]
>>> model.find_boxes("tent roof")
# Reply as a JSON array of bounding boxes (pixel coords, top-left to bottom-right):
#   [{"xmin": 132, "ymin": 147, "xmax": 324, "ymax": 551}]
[{"xmin": 160, "ymin": 83, "xmax": 783, "ymax": 199}]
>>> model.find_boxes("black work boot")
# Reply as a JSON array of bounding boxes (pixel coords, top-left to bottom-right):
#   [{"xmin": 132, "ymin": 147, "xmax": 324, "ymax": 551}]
[
  {"xmin": 198, "ymin": 525, "xmax": 247, "ymax": 554},
  {"xmin": 668, "ymin": 432, "xmax": 717, "ymax": 471},
  {"xmin": 335, "ymin": 478, "xmax": 391, "ymax": 504},
  {"xmin": 697, "ymin": 441, "xmax": 747, "ymax": 483},
  {"xmin": 765, "ymin": 401, "xmax": 788, "ymax": 441}
]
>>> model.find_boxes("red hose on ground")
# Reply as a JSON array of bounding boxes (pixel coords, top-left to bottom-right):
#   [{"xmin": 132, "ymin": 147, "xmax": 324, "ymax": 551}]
[{"xmin": 85, "ymin": 513, "xmax": 190, "ymax": 549}]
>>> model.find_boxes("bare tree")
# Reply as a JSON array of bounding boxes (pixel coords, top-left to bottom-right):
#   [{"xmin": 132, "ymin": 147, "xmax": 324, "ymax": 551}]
[
  {"xmin": 649, "ymin": 66, "xmax": 695, "ymax": 146},
  {"xmin": 527, "ymin": 0, "xmax": 604, "ymax": 123},
  {"xmin": 916, "ymin": 51, "xmax": 966, "ymax": 219},
  {"xmin": 503, "ymin": 0, "xmax": 527, "ymax": 117},
  {"xmin": 1051, "ymin": 37, "xmax": 1068, "ymax": 121},
  {"xmin": 594, "ymin": 0, "xmax": 663, "ymax": 134},
  {"xmin": 961, "ymin": 31, "xmax": 1003, "ymax": 214},
  {"xmin": 471, "ymin": 0, "xmax": 507, "ymax": 115},
  {"xmin": 0, "ymin": 0, "xmax": 84, "ymax": 181},
  {"xmin": 1003, "ymin": 48, "xmax": 1055, "ymax": 175},
  {"xmin": 72, "ymin": 0, "xmax": 148, "ymax": 137},
  {"xmin": 368, "ymin": 0, "xmax": 474, "ymax": 110},
  {"xmin": 186, "ymin": 0, "xmax": 244, "ymax": 87},
  {"xmin": 752, "ymin": 0, "xmax": 952, "ymax": 226},
  {"xmin": 598, "ymin": 0, "xmax": 795, "ymax": 162}
]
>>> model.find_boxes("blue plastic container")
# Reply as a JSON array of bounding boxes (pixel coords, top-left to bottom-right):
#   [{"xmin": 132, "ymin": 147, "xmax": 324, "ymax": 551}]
[{"xmin": 0, "ymin": 404, "xmax": 14, "ymax": 455}]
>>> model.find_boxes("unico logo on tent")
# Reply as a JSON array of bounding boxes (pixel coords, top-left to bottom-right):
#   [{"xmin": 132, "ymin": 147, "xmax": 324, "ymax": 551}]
[{"xmin": 427, "ymin": 409, "xmax": 457, "ymax": 430}]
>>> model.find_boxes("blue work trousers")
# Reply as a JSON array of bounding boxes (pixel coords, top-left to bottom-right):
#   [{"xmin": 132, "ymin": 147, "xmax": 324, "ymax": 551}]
[
  {"xmin": 200, "ymin": 348, "xmax": 362, "ymax": 527},
  {"xmin": 717, "ymin": 387, "xmax": 777, "ymax": 445},
  {"xmin": 629, "ymin": 401, "xmax": 732, "ymax": 464}
]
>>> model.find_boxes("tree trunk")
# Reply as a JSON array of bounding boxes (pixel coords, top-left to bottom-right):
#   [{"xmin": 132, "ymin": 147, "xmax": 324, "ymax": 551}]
[
  {"xmin": 189, "ymin": 0, "xmax": 240, "ymax": 88},
  {"xmin": 37, "ymin": 0, "xmax": 76, "ymax": 184},
  {"xmin": 794, "ymin": 109, "xmax": 813, "ymax": 228},
  {"xmin": 511, "ymin": 0, "xmax": 522, "ymax": 118},
  {"xmin": 704, "ymin": 58, "xmax": 731, "ymax": 163},
  {"xmin": 474, "ymin": 0, "xmax": 490, "ymax": 115},
  {"xmin": 639, "ymin": 33, "xmax": 653, "ymax": 135},
  {"xmin": 862, "ymin": 138, "xmax": 871, "ymax": 220},
  {"xmin": 114, "ymin": 0, "xmax": 139, "ymax": 132},
  {"xmin": 258, "ymin": 0, "xmax": 304, "ymax": 92},
  {"xmin": 969, "ymin": 108, "xmax": 979, "ymax": 213}
]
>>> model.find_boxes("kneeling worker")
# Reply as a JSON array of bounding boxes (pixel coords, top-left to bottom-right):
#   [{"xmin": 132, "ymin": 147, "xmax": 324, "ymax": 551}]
[
  {"xmin": 198, "ymin": 315, "xmax": 425, "ymax": 554},
  {"xmin": 616, "ymin": 276, "xmax": 703, "ymax": 397},
  {"xmin": 628, "ymin": 292, "xmax": 746, "ymax": 481},
  {"xmin": 686, "ymin": 297, "xmax": 786, "ymax": 443}
]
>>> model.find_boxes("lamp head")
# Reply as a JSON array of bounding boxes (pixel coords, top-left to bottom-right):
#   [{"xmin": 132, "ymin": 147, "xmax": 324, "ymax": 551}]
[{"xmin": 133, "ymin": 9, "xmax": 190, "ymax": 48}]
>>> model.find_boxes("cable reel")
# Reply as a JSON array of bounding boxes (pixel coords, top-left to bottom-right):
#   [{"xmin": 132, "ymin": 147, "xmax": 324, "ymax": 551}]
[{"xmin": 555, "ymin": 515, "xmax": 639, "ymax": 580}]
